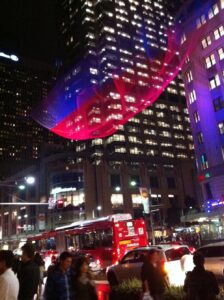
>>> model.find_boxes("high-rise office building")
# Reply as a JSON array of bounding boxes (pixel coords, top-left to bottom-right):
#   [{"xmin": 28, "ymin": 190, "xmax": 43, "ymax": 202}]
[
  {"xmin": 0, "ymin": 52, "xmax": 66, "ymax": 177},
  {"xmin": 52, "ymin": 0, "xmax": 198, "ymax": 224},
  {"xmin": 180, "ymin": 0, "xmax": 224, "ymax": 210}
]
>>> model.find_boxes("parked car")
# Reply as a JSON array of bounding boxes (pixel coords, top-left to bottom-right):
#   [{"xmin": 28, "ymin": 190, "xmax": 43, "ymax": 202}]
[
  {"xmin": 106, "ymin": 245, "xmax": 193, "ymax": 287},
  {"xmin": 197, "ymin": 241, "xmax": 224, "ymax": 281}
]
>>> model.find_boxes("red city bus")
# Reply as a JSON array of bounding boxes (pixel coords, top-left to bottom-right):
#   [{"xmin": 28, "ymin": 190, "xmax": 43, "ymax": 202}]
[{"xmin": 27, "ymin": 214, "xmax": 148, "ymax": 269}]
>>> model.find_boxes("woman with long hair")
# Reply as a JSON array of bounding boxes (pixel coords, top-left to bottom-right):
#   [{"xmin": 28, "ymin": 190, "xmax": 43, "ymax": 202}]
[{"xmin": 73, "ymin": 256, "xmax": 97, "ymax": 300}]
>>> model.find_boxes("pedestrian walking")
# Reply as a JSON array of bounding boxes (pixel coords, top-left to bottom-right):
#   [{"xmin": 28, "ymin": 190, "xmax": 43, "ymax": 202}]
[
  {"xmin": 44, "ymin": 251, "xmax": 73, "ymax": 300},
  {"xmin": 141, "ymin": 249, "xmax": 166, "ymax": 300},
  {"xmin": 34, "ymin": 252, "xmax": 45, "ymax": 300},
  {"xmin": 73, "ymin": 256, "xmax": 97, "ymax": 300},
  {"xmin": 46, "ymin": 255, "xmax": 57, "ymax": 277},
  {"xmin": 17, "ymin": 243, "xmax": 40, "ymax": 300},
  {"xmin": 0, "ymin": 250, "xmax": 19, "ymax": 300},
  {"xmin": 184, "ymin": 252, "xmax": 219, "ymax": 300}
]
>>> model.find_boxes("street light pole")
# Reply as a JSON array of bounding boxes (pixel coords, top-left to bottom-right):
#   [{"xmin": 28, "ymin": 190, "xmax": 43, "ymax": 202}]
[
  {"xmin": 149, "ymin": 200, "xmax": 155, "ymax": 245},
  {"xmin": 0, "ymin": 203, "xmax": 48, "ymax": 205}
]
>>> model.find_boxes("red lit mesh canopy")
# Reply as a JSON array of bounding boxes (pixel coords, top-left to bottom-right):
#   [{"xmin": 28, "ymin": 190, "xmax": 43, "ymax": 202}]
[{"xmin": 32, "ymin": 1, "xmax": 203, "ymax": 140}]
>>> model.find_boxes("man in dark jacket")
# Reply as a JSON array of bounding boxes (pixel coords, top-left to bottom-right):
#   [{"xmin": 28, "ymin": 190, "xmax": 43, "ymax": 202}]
[
  {"xmin": 184, "ymin": 252, "xmax": 219, "ymax": 300},
  {"xmin": 17, "ymin": 243, "xmax": 40, "ymax": 300},
  {"xmin": 141, "ymin": 249, "xmax": 166, "ymax": 300},
  {"xmin": 44, "ymin": 251, "xmax": 73, "ymax": 300}
]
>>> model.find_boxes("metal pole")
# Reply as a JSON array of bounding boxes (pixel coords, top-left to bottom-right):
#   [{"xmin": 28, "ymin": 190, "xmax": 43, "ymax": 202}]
[
  {"xmin": 0, "ymin": 203, "xmax": 48, "ymax": 205},
  {"xmin": 149, "ymin": 201, "xmax": 155, "ymax": 245}
]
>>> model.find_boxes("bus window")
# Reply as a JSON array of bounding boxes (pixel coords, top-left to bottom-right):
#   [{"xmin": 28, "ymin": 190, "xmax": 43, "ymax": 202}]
[
  {"xmin": 45, "ymin": 238, "xmax": 56, "ymax": 250},
  {"xmin": 78, "ymin": 229, "xmax": 113, "ymax": 250},
  {"xmin": 67, "ymin": 235, "xmax": 79, "ymax": 250},
  {"xmin": 99, "ymin": 229, "xmax": 112, "ymax": 247},
  {"xmin": 80, "ymin": 232, "xmax": 95, "ymax": 250}
]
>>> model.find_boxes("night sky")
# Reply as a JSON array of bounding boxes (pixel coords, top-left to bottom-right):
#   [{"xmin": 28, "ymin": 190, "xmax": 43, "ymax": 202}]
[{"xmin": 0, "ymin": 0, "xmax": 59, "ymax": 63}]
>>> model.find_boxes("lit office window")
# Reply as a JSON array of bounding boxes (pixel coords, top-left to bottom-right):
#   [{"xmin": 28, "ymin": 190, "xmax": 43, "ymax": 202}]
[
  {"xmin": 167, "ymin": 87, "xmax": 178, "ymax": 94},
  {"xmin": 186, "ymin": 71, "xmax": 193, "ymax": 82},
  {"xmin": 208, "ymin": 4, "xmax": 219, "ymax": 19},
  {"xmin": 146, "ymin": 149, "xmax": 158, "ymax": 156},
  {"xmin": 201, "ymin": 36, "xmax": 211, "ymax": 48},
  {"xmin": 193, "ymin": 111, "xmax": 200, "ymax": 123},
  {"xmin": 201, "ymin": 154, "xmax": 209, "ymax": 170},
  {"xmin": 160, "ymin": 131, "xmax": 171, "ymax": 137},
  {"xmin": 197, "ymin": 132, "xmax": 203, "ymax": 144},
  {"xmin": 205, "ymin": 54, "xmax": 216, "ymax": 68},
  {"xmin": 221, "ymin": 146, "xmax": 224, "ymax": 161},
  {"xmin": 218, "ymin": 122, "xmax": 224, "ymax": 134},
  {"xmin": 218, "ymin": 47, "xmax": 224, "ymax": 60},
  {"xmin": 181, "ymin": 33, "xmax": 186, "ymax": 44},
  {"xmin": 221, "ymin": 0, "xmax": 224, "ymax": 9},
  {"xmin": 111, "ymin": 194, "xmax": 123, "ymax": 209},
  {"xmin": 130, "ymin": 147, "xmax": 143, "ymax": 155},
  {"xmin": 214, "ymin": 25, "xmax": 224, "ymax": 40},
  {"xmin": 162, "ymin": 152, "xmax": 174, "ymax": 158},
  {"xmin": 196, "ymin": 15, "xmax": 206, "ymax": 28},
  {"xmin": 161, "ymin": 142, "xmax": 172, "ymax": 147},
  {"xmin": 114, "ymin": 146, "xmax": 126, "ymax": 153},
  {"xmin": 189, "ymin": 90, "xmax": 196, "ymax": 104},
  {"xmin": 128, "ymin": 136, "xmax": 142, "ymax": 144},
  {"xmin": 209, "ymin": 75, "xmax": 221, "ymax": 89}
]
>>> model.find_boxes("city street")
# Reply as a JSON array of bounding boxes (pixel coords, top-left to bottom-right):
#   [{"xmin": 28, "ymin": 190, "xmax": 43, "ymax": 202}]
[{"xmin": 0, "ymin": 0, "xmax": 224, "ymax": 299}]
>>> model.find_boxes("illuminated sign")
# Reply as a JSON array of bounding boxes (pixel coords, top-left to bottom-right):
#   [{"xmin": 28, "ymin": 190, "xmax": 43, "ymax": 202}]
[
  {"xmin": 198, "ymin": 172, "xmax": 210, "ymax": 182},
  {"xmin": 109, "ymin": 213, "xmax": 132, "ymax": 222},
  {"xmin": 0, "ymin": 52, "xmax": 19, "ymax": 62},
  {"xmin": 207, "ymin": 196, "xmax": 224, "ymax": 213}
]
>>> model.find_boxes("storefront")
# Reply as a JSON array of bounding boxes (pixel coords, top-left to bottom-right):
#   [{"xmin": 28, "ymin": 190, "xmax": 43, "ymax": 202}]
[{"xmin": 181, "ymin": 206, "xmax": 224, "ymax": 244}]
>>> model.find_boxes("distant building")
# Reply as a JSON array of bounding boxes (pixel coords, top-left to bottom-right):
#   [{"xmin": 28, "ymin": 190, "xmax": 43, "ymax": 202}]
[
  {"xmin": 0, "ymin": 150, "xmax": 197, "ymax": 249},
  {"xmin": 0, "ymin": 51, "xmax": 65, "ymax": 177}
]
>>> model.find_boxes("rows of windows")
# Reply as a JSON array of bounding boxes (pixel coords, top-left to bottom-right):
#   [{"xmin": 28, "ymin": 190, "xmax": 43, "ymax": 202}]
[
  {"xmin": 202, "ymin": 25, "xmax": 224, "ymax": 49},
  {"xmin": 110, "ymin": 174, "xmax": 177, "ymax": 189},
  {"xmin": 196, "ymin": 1, "xmax": 223, "ymax": 29}
]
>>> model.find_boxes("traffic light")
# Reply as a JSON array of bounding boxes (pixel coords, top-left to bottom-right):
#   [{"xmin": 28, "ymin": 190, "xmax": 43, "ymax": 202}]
[{"xmin": 57, "ymin": 199, "xmax": 64, "ymax": 209}]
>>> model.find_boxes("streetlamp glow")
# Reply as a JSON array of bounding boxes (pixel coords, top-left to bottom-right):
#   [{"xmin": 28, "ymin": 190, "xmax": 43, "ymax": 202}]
[
  {"xmin": 115, "ymin": 186, "xmax": 121, "ymax": 192},
  {"xmin": 18, "ymin": 185, "xmax": 25, "ymax": 190},
  {"xmin": 130, "ymin": 180, "xmax": 137, "ymax": 187},
  {"xmin": 97, "ymin": 205, "xmax": 102, "ymax": 211},
  {"xmin": 25, "ymin": 176, "xmax": 35, "ymax": 185}
]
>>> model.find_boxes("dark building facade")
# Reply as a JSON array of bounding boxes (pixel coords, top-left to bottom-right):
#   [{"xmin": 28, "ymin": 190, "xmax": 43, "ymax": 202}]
[
  {"xmin": 179, "ymin": 0, "xmax": 224, "ymax": 239},
  {"xmin": 0, "ymin": 52, "xmax": 66, "ymax": 177}
]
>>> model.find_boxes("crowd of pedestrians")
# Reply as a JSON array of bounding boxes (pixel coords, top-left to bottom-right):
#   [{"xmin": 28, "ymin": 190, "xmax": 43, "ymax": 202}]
[
  {"xmin": 0, "ymin": 243, "xmax": 221, "ymax": 300},
  {"xmin": 0, "ymin": 243, "xmax": 98, "ymax": 300}
]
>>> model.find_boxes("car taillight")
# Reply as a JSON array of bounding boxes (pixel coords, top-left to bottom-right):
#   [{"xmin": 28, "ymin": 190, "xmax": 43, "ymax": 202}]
[
  {"xmin": 96, "ymin": 259, "xmax": 101, "ymax": 266},
  {"xmin": 160, "ymin": 260, "xmax": 167, "ymax": 274},
  {"xmin": 189, "ymin": 246, "xmax": 196, "ymax": 253}
]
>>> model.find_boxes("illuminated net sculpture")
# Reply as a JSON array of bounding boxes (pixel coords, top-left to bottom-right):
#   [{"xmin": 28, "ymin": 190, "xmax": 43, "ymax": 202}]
[{"xmin": 32, "ymin": 1, "xmax": 203, "ymax": 140}]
